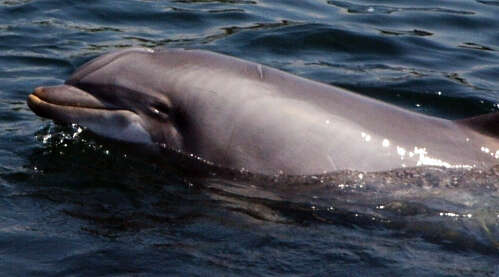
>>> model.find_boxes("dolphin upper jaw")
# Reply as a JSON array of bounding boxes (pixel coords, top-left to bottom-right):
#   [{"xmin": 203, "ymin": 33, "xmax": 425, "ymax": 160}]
[{"xmin": 27, "ymin": 85, "xmax": 154, "ymax": 144}]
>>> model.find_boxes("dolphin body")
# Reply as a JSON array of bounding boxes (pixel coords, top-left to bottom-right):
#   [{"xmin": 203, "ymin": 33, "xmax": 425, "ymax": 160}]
[{"xmin": 27, "ymin": 48, "xmax": 499, "ymax": 175}]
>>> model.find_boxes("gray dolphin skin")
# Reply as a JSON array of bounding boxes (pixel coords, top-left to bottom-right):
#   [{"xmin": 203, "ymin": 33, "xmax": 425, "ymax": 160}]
[{"xmin": 27, "ymin": 47, "xmax": 499, "ymax": 175}]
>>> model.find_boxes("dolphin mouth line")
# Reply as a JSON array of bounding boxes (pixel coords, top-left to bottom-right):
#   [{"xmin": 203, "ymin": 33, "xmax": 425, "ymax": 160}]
[
  {"xmin": 29, "ymin": 86, "xmax": 117, "ymax": 110},
  {"xmin": 28, "ymin": 93, "xmax": 124, "ymax": 112},
  {"xmin": 27, "ymin": 87, "xmax": 134, "ymax": 123}
]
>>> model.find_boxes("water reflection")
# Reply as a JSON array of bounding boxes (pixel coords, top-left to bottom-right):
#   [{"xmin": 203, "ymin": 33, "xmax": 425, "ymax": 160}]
[{"xmin": 356, "ymin": 130, "xmax": 498, "ymax": 169}]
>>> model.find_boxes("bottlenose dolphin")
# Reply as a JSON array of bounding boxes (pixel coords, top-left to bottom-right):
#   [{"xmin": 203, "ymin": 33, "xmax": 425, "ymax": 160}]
[{"xmin": 27, "ymin": 47, "xmax": 499, "ymax": 175}]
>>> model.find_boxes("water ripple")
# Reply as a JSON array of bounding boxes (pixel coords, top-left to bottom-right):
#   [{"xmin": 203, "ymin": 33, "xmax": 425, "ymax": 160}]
[{"xmin": 328, "ymin": 0, "xmax": 475, "ymax": 15}]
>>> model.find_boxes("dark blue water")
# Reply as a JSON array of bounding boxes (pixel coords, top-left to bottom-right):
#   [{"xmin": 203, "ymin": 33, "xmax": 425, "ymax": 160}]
[{"xmin": 1, "ymin": 0, "xmax": 498, "ymax": 276}]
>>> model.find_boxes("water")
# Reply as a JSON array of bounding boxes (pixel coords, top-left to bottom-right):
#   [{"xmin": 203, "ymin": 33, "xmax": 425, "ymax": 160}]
[{"xmin": 1, "ymin": 0, "xmax": 498, "ymax": 275}]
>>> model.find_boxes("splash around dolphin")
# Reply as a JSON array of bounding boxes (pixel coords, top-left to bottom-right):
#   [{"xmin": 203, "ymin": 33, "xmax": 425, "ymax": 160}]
[{"xmin": 27, "ymin": 47, "xmax": 499, "ymax": 175}]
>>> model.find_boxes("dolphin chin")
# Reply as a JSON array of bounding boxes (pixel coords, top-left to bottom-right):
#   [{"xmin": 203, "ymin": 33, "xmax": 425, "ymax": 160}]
[{"xmin": 28, "ymin": 86, "xmax": 153, "ymax": 144}]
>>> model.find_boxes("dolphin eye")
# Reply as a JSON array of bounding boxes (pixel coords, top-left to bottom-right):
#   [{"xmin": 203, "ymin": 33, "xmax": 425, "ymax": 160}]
[{"xmin": 149, "ymin": 103, "xmax": 170, "ymax": 120}]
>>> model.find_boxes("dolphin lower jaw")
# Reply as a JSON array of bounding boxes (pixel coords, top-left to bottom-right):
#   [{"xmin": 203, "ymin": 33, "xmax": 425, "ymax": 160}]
[{"xmin": 28, "ymin": 88, "xmax": 153, "ymax": 144}]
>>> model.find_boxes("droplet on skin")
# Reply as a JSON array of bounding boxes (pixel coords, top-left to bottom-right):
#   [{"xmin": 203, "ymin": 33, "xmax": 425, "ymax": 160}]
[
  {"xmin": 397, "ymin": 146, "xmax": 406, "ymax": 157},
  {"xmin": 361, "ymin": 133, "xmax": 371, "ymax": 142},
  {"xmin": 382, "ymin": 139, "xmax": 390, "ymax": 147}
]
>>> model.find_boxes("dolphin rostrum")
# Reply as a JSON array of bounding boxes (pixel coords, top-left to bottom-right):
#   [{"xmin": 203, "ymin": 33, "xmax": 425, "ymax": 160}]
[{"xmin": 27, "ymin": 48, "xmax": 499, "ymax": 175}]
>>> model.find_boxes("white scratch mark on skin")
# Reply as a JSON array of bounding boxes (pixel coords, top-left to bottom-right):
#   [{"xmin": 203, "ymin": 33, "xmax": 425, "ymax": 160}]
[
  {"xmin": 327, "ymin": 154, "xmax": 337, "ymax": 171},
  {"xmin": 257, "ymin": 64, "xmax": 263, "ymax": 80}
]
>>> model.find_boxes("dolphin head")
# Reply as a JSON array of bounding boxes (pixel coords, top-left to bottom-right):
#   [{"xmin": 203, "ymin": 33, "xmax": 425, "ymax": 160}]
[{"xmin": 27, "ymin": 47, "xmax": 183, "ymax": 150}]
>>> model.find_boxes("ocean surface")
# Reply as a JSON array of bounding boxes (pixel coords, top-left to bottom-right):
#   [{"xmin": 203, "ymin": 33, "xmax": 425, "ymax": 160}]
[{"xmin": 1, "ymin": 0, "xmax": 498, "ymax": 276}]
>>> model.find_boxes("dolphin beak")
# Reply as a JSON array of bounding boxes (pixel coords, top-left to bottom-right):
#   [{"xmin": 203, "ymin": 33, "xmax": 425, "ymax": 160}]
[
  {"xmin": 29, "ymin": 85, "xmax": 108, "ymax": 110},
  {"xmin": 27, "ymin": 85, "xmax": 153, "ymax": 144},
  {"xmin": 27, "ymin": 84, "xmax": 121, "ymax": 125}
]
